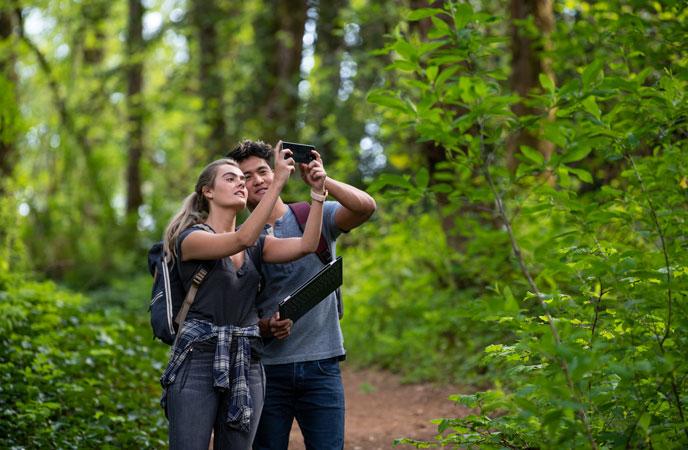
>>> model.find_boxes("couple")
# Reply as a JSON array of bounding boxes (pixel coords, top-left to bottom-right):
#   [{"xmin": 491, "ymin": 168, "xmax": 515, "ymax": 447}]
[{"xmin": 159, "ymin": 140, "xmax": 376, "ymax": 450}]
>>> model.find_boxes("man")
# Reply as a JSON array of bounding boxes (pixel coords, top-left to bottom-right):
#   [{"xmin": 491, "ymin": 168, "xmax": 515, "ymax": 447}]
[{"xmin": 228, "ymin": 140, "xmax": 376, "ymax": 450}]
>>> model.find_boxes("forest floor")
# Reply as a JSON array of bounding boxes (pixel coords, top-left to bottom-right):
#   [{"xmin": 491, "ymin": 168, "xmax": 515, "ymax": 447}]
[{"xmin": 288, "ymin": 365, "xmax": 471, "ymax": 450}]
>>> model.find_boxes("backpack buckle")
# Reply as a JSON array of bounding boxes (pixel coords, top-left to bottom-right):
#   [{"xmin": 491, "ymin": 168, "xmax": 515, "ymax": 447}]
[{"xmin": 192, "ymin": 268, "xmax": 208, "ymax": 285}]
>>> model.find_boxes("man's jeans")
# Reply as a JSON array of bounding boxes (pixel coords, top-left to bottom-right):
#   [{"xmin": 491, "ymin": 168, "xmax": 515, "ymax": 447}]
[
  {"xmin": 166, "ymin": 347, "xmax": 265, "ymax": 450},
  {"xmin": 253, "ymin": 357, "xmax": 345, "ymax": 450}
]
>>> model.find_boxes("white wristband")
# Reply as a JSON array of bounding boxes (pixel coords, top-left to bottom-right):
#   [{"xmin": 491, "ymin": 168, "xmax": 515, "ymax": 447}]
[{"xmin": 311, "ymin": 189, "xmax": 327, "ymax": 203}]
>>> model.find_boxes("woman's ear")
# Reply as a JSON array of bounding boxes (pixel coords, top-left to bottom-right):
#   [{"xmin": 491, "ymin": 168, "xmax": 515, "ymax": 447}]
[{"xmin": 202, "ymin": 186, "xmax": 213, "ymax": 200}]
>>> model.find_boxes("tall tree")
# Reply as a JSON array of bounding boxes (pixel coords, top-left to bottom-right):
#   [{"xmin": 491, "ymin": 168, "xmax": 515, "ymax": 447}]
[
  {"xmin": 507, "ymin": 0, "xmax": 555, "ymax": 171},
  {"xmin": 0, "ymin": 6, "xmax": 18, "ymax": 190},
  {"xmin": 190, "ymin": 0, "xmax": 228, "ymax": 155},
  {"xmin": 253, "ymin": 0, "xmax": 307, "ymax": 142},
  {"xmin": 308, "ymin": 0, "xmax": 344, "ymax": 163},
  {"xmin": 125, "ymin": 0, "xmax": 144, "ymax": 219}
]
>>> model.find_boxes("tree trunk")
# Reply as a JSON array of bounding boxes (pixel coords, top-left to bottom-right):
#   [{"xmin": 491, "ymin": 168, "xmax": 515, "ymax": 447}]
[
  {"xmin": 0, "ymin": 7, "xmax": 18, "ymax": 189},
  {"xmin": 190, "ymin": 0, "xmax": 228, "ymax": 156},
  {"xmin": 259, "ymin": 0, "xmax": 307, "ymax": 142},
  {"xmin": 309, "ymin": 0, "xmax": 345, "ymax": 162},
  {"xmin": 126, "ymin": 0, "xmax": 145, "ymax": 217},
  {"xmin": 507, "ymin": 0, "xmax": 555, "ymax": 171}
]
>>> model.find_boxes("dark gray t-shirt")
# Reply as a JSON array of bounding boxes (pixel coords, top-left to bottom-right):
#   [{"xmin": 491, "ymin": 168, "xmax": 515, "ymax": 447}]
[
  {"xmin": 257, "ymin": 201, "xmax": 345, "ymax": 365},
  {"xmin": 177, "ymin": 226, "xmax": 264, "ymax": 328}
]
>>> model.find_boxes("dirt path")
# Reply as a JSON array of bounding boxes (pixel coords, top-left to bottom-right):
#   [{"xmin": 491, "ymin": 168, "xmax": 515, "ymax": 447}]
[{"xmin": 288, "ymin": 365, "xmax": 471, "ymax": 449}]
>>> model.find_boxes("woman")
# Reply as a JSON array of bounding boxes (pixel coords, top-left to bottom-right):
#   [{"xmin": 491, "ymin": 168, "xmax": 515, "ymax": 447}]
[{"xmin": 160, "ymin": 142, "xmax": 326, "ymax": 450}]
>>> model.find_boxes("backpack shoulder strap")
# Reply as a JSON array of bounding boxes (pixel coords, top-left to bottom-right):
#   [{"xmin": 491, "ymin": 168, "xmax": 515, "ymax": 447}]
[
  {"xmin": 287, "ymin": 202, "xmax": 332, "ymax": 265},
  {"xmin": 172, "ymin": 223, "xmax": 217, "ymax": 343}
]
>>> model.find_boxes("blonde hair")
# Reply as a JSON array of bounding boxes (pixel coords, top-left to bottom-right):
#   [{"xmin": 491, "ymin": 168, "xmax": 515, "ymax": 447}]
[{"xmin": 163, "ymin": 158, "xmax": 239, "ymax": 259}]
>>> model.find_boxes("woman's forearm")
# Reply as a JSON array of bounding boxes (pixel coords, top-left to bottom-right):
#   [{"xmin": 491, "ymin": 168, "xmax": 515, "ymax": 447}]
[
  {"xmin": 235, "ymin": 181, "xmax": 283, "ymax": 247},
  {"xmin": 300, "ymin": 199, "xmax": 324, "ymax": 253}
]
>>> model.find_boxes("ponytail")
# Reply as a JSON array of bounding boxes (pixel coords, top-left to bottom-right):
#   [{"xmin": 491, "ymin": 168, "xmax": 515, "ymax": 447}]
[{"xmin": 163, "ymin": 192, "xmax": 206, "ymax": 260}]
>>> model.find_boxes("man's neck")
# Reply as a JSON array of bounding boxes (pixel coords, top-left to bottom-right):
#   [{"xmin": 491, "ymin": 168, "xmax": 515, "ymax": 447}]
[
  {"xmin": 249, "ymin": 197, "xmax": 288, "ymax": 228},
  {"xmin": 267, "ymin": 198, "xmax": 288, "ymax": 227}
]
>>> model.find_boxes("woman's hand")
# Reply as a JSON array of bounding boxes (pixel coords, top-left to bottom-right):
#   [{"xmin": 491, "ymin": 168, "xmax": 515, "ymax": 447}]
[
  {"xmin": 300, "ymin": 150, "xmax": 327, "ymax": 193},
  {"xmin": 273, "ymin": 140, "xmax": 295, "ymax": 187}
]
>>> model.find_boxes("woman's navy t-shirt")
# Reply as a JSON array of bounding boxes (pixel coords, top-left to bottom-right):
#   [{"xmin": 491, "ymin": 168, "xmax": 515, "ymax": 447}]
[{"xmin": 177, "ymin": 225, "xmax": 264, "ymax": 329}]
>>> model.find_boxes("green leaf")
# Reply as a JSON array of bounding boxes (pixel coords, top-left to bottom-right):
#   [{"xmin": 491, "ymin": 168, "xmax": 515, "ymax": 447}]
[
  {"xmin": 393, "ymin": 40, "xmax": 418, "ymax": 63},
  {"xmin": 582, "ymin": 59, "xmax": 604, "ymax": 90},
  {"xmin": 582, "ymin": 96, "xmax": 601, "ymax": 120},
  {"xmin": 415, "ymin": 167, "xmax": 430, "ymax": 188},
  {"xmin": 561, "ymin": 146, "xmax": 593, "ymax": 163},
  {"xmin": 520, "ymin": 145, "xmax": 545, "ymax": 165},
  {"xmin": 539, "ymin": 73, "xmax": 555, "ymax": 92},
  {"xmin": 568, "ymin": 167, "xmax": 593, "ymax": 183},
  {"xmin": 386, "ymin": 59, "xmax": 417, "ymax": 72},
  {"xmin": 426, "ymin": 66, "xmax": 438, "ymax": 82},
  {"xmin": 453, "ymin": 3, "xmax": 474, "ymax": 30},
  {"xmin": 503, "ymin": 286, "xmax": 520, "ymax": 314},
  {"xmin": 368, "ymin": 173, "xmax": 414, "ymax": 193},
  {"xmin": 430, "ymin": 16, "xmax": 452, "ymax": 37},
  {"xmin": 638, "ymin": 412, "xmax": 651, "ymax": 435},
  {"xmin": 430, "ymin": 183, "xmax": 452, "ymax": 193},
  {"xmin": 435, "ymin": 66, "xmax": 460, "ymax": 91},
  {"xmin": 367, "ymin": 90, "xmax": 413, "ymax": 114},
  {"xmin": 407, "ymin": 8, "xmax": 445, "ymax": 21}
]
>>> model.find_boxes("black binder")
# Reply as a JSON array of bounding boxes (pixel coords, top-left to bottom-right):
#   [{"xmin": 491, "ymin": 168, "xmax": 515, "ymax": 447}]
[{"xmin": 278, "ymin": 257, "xmax": 343, "ymax": 323}]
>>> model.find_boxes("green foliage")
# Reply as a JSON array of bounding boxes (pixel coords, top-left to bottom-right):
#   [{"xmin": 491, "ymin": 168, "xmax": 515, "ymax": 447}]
[
  {"xmin": 341, "ymin": 194, "xmax": 517, "ymax": 383},
  {"xmin": 371, "ymin": 1, "xmax": 688, "ymax": 448},
  {"xmin": 0, "ymin": 274, "xmax": 168, "ymax": 448}
]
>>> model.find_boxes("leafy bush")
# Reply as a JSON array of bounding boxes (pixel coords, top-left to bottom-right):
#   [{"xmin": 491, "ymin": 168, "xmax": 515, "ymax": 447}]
[
  {"xmin": 0, "ymin": 273, "xmax": 168, "ymax": 448},
  {"xmin": 369, "ymin": 2, "xmax": 687, "ymax": 448},
  {"xmin": 341, "ymin": 203, "xmax": 512, "ymax": 383}
]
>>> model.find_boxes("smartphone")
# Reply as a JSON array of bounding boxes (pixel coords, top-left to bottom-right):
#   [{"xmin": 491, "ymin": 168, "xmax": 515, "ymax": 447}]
[{"xmin": 282, "ymin": 141, "xmax": 315, "ymax": 164}]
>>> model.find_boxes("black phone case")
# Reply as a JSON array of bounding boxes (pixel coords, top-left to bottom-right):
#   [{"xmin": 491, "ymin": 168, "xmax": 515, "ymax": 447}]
[{"xmin": 282, "ymin": 141, "xmax": 315, "ymax": 164}]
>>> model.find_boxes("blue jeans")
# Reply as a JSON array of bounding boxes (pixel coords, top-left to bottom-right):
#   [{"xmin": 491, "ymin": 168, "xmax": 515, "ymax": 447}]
[
  {"xmin": 166, "ymin": 347, "xmax": 265, "ymax": 450},
  {"xmin": 253, "ymin": 357, "xmax": 345, "ymax": 450}
]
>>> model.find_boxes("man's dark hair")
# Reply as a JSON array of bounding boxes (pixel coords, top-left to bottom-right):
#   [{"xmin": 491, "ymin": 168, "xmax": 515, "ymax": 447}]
[{"xmin": 227, "ymin": 140, "xmax": 273, "ymax": 164}]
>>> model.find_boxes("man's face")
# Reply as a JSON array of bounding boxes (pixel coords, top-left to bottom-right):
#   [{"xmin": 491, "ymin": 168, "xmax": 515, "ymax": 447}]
[{"xmin": 239, "ymin": 156, "xmax": 274, "ymax": 208}]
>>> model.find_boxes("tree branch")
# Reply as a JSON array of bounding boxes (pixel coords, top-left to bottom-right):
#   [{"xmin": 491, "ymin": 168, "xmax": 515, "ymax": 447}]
[{"xmin": 479, "ymin": 121, "xmax": 598, "ymax": 449}]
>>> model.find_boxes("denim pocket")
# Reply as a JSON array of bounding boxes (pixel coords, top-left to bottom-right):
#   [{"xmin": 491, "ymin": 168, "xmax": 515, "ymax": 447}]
[{"xmin": 316, "ymin": 358, "xmax": 341, "ymax": 377}]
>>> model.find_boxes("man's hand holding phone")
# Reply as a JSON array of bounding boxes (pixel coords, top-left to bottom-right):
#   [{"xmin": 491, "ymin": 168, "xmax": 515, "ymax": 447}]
[{"xmin": 300, "ymin": 150, "xmax": 326, "ymax": 194}]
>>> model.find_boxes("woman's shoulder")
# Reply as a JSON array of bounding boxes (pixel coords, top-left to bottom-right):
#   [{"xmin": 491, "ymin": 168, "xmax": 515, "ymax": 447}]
[
  {"xmin": 176, "ymin": 223, "xmax": 216, "ymax": 255},
  {"xmin": 180, "ymin": 223, "xmax": 214, "ymax": 238}
]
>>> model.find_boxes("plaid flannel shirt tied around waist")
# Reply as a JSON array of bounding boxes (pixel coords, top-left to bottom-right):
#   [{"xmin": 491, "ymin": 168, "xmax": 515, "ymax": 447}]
[{"xmin": 160, "ymin": 318, "xmax": 260, "ymax": 432}]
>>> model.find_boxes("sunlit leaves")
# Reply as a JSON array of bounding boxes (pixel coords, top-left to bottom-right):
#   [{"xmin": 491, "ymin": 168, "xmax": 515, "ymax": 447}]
[{"xmin": 366, "ymin": 1, "xmax": 688, "ymax": 448}]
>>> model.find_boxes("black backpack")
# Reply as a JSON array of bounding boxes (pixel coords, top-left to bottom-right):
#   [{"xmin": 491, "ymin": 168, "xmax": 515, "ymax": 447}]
[{"xmin": 147, "ymin": 224, "xmax": 215, "ymax": 345}]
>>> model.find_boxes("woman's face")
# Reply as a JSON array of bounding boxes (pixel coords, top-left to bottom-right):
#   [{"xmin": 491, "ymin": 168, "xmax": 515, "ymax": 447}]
[{"xmin": 206, "ymin": 164, "xmax": 247, "ymax": 210}]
